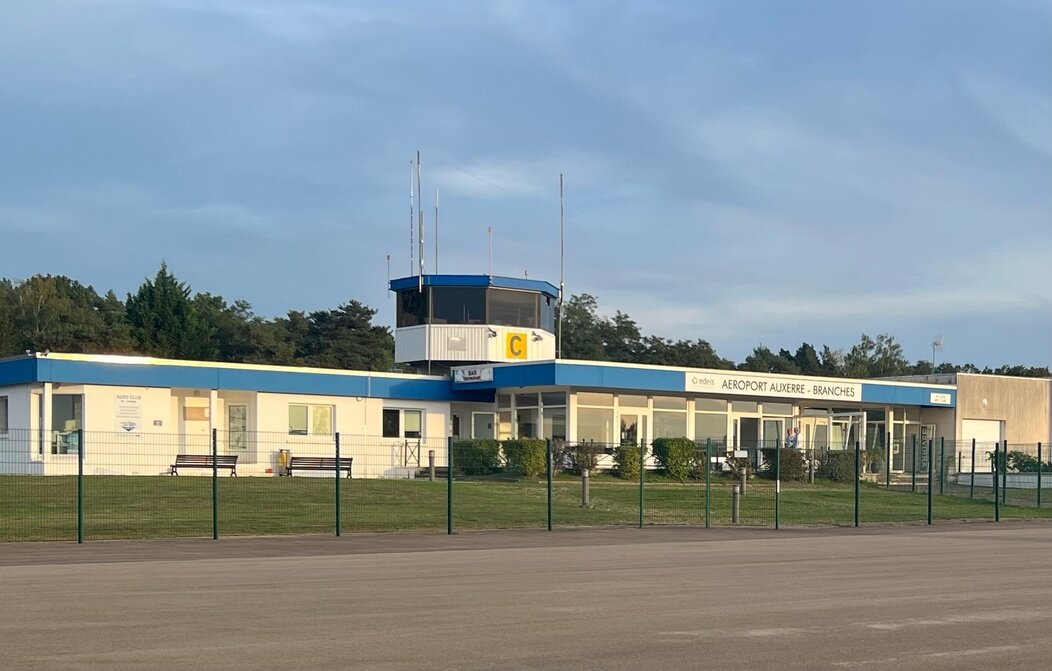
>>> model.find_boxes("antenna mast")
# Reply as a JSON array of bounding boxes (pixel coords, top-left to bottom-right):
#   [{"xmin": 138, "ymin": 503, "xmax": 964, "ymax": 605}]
[
  {"xmin": 558, "ymin": 173, "xmax": 565, "ymax": 359},
  {"xmin": 408, "ymin": 160, "xmax": 414, "ymax": 276},
  {"xmin": 434, "ymin": 187, "xmax": 439, "ymax": 274},
  {"xmin": 417, "ymin": 150, "xmax": 424, "ymax": 292},
  {"xmin": 487, "ymin": 226, "xmax": 493, "ymax": 276}
]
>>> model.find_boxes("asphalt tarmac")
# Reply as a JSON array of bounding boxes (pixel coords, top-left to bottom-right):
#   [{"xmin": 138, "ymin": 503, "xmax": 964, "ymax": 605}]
[{"xmin": 3, "ymin": 523, "xmax": 1050, "ymax": 670}]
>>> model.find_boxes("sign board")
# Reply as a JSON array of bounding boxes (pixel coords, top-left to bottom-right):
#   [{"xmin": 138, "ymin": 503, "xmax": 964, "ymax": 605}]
[
  {"xmin": 115, "ymin": 394, "xmax": 142, "ymax": 433},
  {"xmin": 505, "ymin": 332, "xmax": 528, "ymax": 360},
  {"xmin": 685, "ymin": 371, "xmax": 861, "ymax": 402},
  {"xmin": 453, "ymin": 366, "xmax": 494, "ymax": 383},
  {"xmin": 929, "ymin": 392, "xmax": 952, "ymax": 405}
]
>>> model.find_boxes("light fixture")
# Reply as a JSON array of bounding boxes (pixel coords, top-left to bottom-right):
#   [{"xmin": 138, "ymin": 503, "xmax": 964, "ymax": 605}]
[
  {"xmin": 531, "ymin": 331, "xmax": 543, "ymax": 342},
  {"xmin": 486, "ymin": 328, "xmax": 498, "ymax": 337}
]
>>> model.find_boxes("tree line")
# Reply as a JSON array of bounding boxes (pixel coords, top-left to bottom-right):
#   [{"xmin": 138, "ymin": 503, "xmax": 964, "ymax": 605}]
[{"xmin": 1, "ymin": 266, "xmax": 1047, "ymax": 379}]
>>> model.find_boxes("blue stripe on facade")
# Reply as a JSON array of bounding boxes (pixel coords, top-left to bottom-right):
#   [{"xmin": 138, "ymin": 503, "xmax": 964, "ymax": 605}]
[
  {"xmin": 1, "ymin": 358, "xmax": 491, "ymax": 403},
  {"xmin": 861, "ymin": 383, "xmax": 956, "ymax": 407},
  {"xmin": 462, "ymin": 362, "xmax": 956, "ymax": 407},
  {"xmin": 0, "ymin": 358, "xmax": 39, "ymax": 386}
]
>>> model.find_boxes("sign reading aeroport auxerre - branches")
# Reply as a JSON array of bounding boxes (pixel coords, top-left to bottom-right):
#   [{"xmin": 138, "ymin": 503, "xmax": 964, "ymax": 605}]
[{"xmin": 685, "ymin": 371, "xmax": 861, "ymax": 402}]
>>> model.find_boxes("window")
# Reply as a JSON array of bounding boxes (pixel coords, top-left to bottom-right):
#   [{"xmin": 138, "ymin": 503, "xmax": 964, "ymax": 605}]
[
  {"xmin": 577, "ymin": 407, "xmax": 614, "ymax": 443},
  {"xmin": 540, "ymin": 295, "xmax": 555, "ymax": 333},
  {"xmin": 288, "ymin": 404, "xmax": 333, "ymax": 436},
  {"xmin": 695, "ymin": 413, "xmax": 728, "ymax": 445},
  {"xmin": 0, "ymin": 396, "xmax": 7, "ymax": 433},
  {"xmin": 488, "ymin": 289, "xmax": 538, "ymax": 328},
  {"xmin": 653, "ymin": 396, "xmax": 687, "ymax": 410},
  {"xmin": 515, "ymin": 393, "xmax": 538, "ymax": 408},
  {"xmin": 653, "ymin": 411, "xmax": 687, "ymax": 439},
  {"xmin": 516, "ymin": 408, "xmax": 538, "ymax": 438},
  {"xmin": 619, "ymin": 395, "xmax": 648, "ymax": 408},
  {"xmin": 383, "ymin": 408, "xmax": 423, "ymax": 439},
  {"xmin": 396, "ymin": 289, "xmax": 428, "ymax": 327},
  {"xmin": 578, "ymin": 392, "xmax": 614, "ymax": 407},
  {"xmin": 51, "ymin": 394, "xmax": 83, "ymax": 455},
  {"xmin": 431, "ymin": 287, "xmax": 486, "ymax": 324}
]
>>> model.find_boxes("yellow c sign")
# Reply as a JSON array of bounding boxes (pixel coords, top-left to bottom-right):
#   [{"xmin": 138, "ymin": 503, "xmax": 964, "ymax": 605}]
[{"xmin": 505, "ymin": 332, "xmax": 527, "ymax": 359}]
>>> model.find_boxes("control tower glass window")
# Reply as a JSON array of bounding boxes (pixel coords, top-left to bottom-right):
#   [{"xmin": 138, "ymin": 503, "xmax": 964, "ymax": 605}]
[
  {"xmin": 540, "ymin": 295, "xmax": 555, "ymax": 333},
  {"xmin": 431, "ymin": 287, "xmax": 486, "ymax": 325},
  {"xmin": 397, "ymin": 289, "xmax": 428, "ymax": 327},
  {"xmin": 488, "ymin": 289, "xmax": 538, "ymax": 328}
]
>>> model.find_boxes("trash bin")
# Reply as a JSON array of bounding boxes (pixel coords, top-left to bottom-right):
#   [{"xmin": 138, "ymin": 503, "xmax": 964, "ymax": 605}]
[{"xmin": 278, "ymin": 449, "xmax": 291, "ymax": 476}]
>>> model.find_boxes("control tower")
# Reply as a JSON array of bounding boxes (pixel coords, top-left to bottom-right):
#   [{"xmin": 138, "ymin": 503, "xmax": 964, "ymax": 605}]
[{"xmin": 389, "ymin": 274, "xmax": 558, "ymax": 372}]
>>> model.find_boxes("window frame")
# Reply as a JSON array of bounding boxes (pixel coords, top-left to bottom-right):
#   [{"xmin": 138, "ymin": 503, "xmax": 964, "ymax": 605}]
[
  {"xmin": 0, "ymin": 396, "xmax": 7, "ymax": 434},
  {"xmin": 288, "ymin": 403, "xmax": 334, "ymax": 437},
  {"xmin": 382, "ymin": 408, "xmax": 425, "ymax": 439}
]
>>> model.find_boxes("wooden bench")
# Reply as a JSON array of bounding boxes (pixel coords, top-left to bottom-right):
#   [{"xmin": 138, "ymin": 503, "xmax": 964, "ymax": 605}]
[
  {"xmin": 287, "ymin": 456, "xmax": 353, "ymax": 478},
  {"xmin": 170, "ymin": 454, "xmax": 238, "ymax": 476}
]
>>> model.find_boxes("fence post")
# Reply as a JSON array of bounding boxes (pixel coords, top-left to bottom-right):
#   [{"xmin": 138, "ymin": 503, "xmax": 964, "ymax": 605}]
[
  {"xmin": 546, "ymin": 439, "xmax": 553, "ymax": 532},
  {"xmin": 775, "ymin": 442, "xmax": 781, "ymax": 530},
  {"xmin": 77, "ymin": 428, "xmax": 84, "ymax": 544},
  {"xmin": 927, "ymin": 440, "xmax": 933, "ymax": 525},
  {"xmin": 886, "ymin": 431, "xmax": 891, "ymax": 490},
  {"xmin": 705, "ymin": 438, "xmax": 711, "ymax": 529},
  {"xmin": 447, "ymin": 436, "xmax": 454, "ymax": 535},
  {"xmin": 639, "ymin": 441, "xmax": 645, "ymax": 529},
  {"xmin": 1002, "ymin": 440, "xmax": 1008, "ymax": 505},
  {"xmin": 1038, "ymin": 442, "xmax": 1043, "ymax": 509},
  {"xmin": 854, "ymin": 441, "xmax": 860, "ymax": 528},
  {"xmin": 732, "ymin": 485, "xmax": 741, "ymax": 524},
  {"xmin": 334, "ymin": 432, "xmax": 341, "ymax": 537},
  {"xmin": 911, "ymin": 434, "xmax": 917, "ymax": 493},
  {"xmin": 211, "ymin": 428, "xmax": 219, "ymax": 541},
  {"xmin": 939, "ymin": 437, "xmax": 945, "ymax": 496},
  {"xmin": 970, "ymin": 438, "xmax": 976, "ymax": 499},
  {"xmin": 994, "ymin": 443, "xmax": 1000, "ymax": 522}
]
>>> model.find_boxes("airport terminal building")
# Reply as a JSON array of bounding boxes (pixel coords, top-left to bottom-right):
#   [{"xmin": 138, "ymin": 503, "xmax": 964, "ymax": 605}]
[{"xmin": 1, "ymin": 275, "xmax": 1049, "ymax": 478}]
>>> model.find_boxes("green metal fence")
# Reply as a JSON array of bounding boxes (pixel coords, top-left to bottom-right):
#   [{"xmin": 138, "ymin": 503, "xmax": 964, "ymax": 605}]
[{"xmin": 1, "ymin": 430, "xmax": 1050, "ymax": 542}]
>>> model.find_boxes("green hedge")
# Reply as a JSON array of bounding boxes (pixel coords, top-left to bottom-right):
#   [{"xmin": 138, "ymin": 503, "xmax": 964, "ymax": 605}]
[
  {"xmin": 452, "ymin": 439, "xmax": 502, "ymax": 475},
  {"xmin": 760, "ymin": 448, "xmax": 807, "ymax": 481},
  {"xmin": 613, "ymin": 444, "xmax": 642, "ymax": 480},
  {"xmin": 822, "ymin": 451, "xmax": 857, "ymax": 483},
  {"xmin": 651, "ymin": 437, "xmax": 696, "ymax": 481},
  {"xmin": 502, "ymin": 439, "xmax": 547, "ymax": 477}
]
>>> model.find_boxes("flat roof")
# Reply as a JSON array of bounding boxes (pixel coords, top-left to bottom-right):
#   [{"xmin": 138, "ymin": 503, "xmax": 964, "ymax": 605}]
[
  {"xmin": 451, "ymin": 359, "xmax": 957, "ymax": 408},
  {"xmin": 389, "ymin": 274, "xmax": 560, "ymax": 298},
  {"xmin": 0, "ymin": 353, "xmax": 492, "ymax": 403}
]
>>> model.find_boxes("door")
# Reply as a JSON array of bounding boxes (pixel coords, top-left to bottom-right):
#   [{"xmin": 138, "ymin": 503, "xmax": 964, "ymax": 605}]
[
  {"xmin": 472, "ymin": 412, "xmax": 496, "ymax": 439},
  {"xmin": 762, "ymin": 418, "xmax": 784, "ymax": 449},
  {"xmin": 620, "ymin": 414, "xmax": 647, "ymax": 446},
  {"xmin": 228, "ymin": 405, "xmax": 247, "ymax": 452}
]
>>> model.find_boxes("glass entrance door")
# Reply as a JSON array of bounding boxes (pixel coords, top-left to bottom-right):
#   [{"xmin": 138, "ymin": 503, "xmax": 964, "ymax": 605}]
[{"xmin": 620, "ymin": 414, "xmax": 647, "ymax": 446}]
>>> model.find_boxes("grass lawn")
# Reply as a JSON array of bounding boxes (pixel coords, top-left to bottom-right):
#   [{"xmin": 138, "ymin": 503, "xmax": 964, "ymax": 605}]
[{"xmin": 2, "ymin": 474, "xmax": 1050, "ymax": 541}]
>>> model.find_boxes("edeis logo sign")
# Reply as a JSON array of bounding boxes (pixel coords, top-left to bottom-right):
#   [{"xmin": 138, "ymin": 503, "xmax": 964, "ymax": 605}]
[{"xmin": 505, "ymin": 332, "xmax": 528, "ymax": 359}]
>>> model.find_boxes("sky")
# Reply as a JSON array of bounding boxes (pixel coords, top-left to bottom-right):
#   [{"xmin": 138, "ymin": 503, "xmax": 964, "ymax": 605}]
[{"xmin": 1, "ymin": 1, "xmax": 1050, "ymax": 369}]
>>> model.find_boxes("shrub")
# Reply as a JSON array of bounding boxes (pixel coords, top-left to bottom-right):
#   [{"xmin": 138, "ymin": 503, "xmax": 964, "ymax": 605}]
[
  {"xmin": 651, "ymin": 437, "xmax": 695, "ymax": 481},
  {"xmin": 566, "ymin": 442, "xmax": 603, "ymax": 475},
  {"xmin": 451, "ymin": 439, "xmax": 502, "ymax": 475},
  {"xmin": 865, "ymin": 443, "xmax": 886, "ymax": 474},
  {"xmin": 822, "ymin": 451, "xmax": 857, "ymax": 483},
  {"xmin": 760, "ymin": 448, "xmax": 807, "ymax": 481},
  {"xmin": 613, "ymin": 443, "xmax": 642, "ymax": 480},
  {"xmin": 502, "ymin": 439, "xmax": 547, "ymax": 477}
]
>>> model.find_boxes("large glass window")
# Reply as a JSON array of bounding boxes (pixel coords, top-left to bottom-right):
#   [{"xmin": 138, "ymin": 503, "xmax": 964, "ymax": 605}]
[
  {"xmin": 488, "ymin": 289, "xmax": 538, "ymax": 328},
  {"xmin": 396, "ymin": 289, "xmax": 428, "ymax": 327},
  {"xmin": 543, "ymin": 408, "xmax": 567, "ymax": 441},
  {"xmin": 516, "ymin": 408, "xmax": 539, "ymax": 438},
  {"xmin": 290, "ymin": 404, "xmax": 333, "ymax": 436},
  {"xmin": 577, "ymin": 407, "xmax": 615, "ymax": 443},
  {"xmin": 653, "ymin": 411, "xmax": 687, "ymax": 439},
  {"xmin": 473, "ymin": 412, "xmax": 496, "ymax": 439},
  {"xmin": 51, "ymin": 394, "xmax": 83, "ymax": 455},
  {"xmin": 540, "ymin": 295, "xmax": 555, "ymax": 332},
  {"xmin": 695, "ymin": 413, "xmax": 728, "ymax": 445},
  {"xmin": 431, "ymin": 287, "xmax": 486, "ymax": 325}
]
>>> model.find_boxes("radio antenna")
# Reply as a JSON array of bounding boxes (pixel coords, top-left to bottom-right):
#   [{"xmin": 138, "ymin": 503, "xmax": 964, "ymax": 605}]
[
  {"xmin": 558, "ymin": 173, "xmax": 565, "ymax": 359},
  {"xmin": 434, "ymin": 187, "xmax": 439, "ymax": 274}
]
